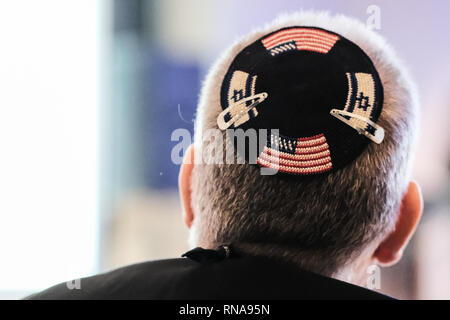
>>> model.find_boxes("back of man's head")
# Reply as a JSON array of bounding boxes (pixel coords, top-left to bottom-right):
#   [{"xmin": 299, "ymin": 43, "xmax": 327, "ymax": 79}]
[{"xmin": 182, "ymin": 12, "xmax": 421, "ymax": 280}]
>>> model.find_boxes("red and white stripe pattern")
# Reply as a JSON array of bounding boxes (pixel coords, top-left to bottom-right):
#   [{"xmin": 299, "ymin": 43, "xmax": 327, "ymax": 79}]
[
  {"xmin": 257, "ymin": 134, "xmax": 333, "ymax": 175},
  {"xmin": 262, "ymin": 27, "xmax": 339, "ymax": 56}
]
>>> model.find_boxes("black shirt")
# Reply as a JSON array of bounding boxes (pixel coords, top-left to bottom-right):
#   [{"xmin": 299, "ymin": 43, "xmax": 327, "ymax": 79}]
[{"xmin": 26, "ymin": 248, "xmax": 392, "ymax": 300}]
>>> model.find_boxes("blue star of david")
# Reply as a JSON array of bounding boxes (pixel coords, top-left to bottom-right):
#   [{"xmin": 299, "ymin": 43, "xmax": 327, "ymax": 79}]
[
  {"xmin": 231, "ymin": 89, "xmax": 243, "ymax": 102},
  {"xmin": 355, "ymin": 92, "xmax": 370, "ymax": 111}
]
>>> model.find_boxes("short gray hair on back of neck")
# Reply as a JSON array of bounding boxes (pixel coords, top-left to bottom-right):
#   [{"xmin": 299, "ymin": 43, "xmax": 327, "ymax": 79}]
[{"xmin": 189, "ymin": 11, "xmax": 419, "ymax": 276}]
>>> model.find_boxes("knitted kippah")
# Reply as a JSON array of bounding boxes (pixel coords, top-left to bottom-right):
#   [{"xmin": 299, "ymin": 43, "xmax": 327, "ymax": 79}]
[{"xmin": 217, "ymin": 26, "xmax": 384, "ymax": 176}]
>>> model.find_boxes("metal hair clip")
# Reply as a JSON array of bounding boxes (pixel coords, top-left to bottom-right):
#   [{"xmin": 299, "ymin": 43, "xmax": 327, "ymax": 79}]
[
  {"xmin": 330, "ymin": 109, "xmax": 385, "ymax": 144},
  {"xmin": 217, "ymin": 92, "xmax": 268, "ymax": 130}
]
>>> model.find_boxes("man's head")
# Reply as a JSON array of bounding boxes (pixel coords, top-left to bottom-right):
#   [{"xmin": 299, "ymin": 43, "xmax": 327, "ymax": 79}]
[{"xmin": 179, "ymin": 12, "xmax": 422, "ymax": 285}]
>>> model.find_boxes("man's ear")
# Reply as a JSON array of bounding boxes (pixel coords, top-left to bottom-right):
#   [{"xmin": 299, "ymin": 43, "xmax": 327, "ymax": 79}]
[
  {"xmin": 179, "ymin": 144, "xmax": 195, "ymax": 229},
  {"xmin": 373, "ymin": 181, "xmax": 423, "ymax": 266}
]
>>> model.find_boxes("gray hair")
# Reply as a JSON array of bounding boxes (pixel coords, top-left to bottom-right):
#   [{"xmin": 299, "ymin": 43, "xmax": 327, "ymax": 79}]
[{"xmin": 189, "ymin": 12, "xmax": 419, "ymax": 276}]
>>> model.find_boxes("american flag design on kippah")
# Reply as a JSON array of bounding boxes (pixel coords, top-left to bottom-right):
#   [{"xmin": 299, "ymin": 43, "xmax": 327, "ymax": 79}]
[
  {"xmin": 257, "ymin": 133, "xmax": 333, "ymax": 174},
  {"xmin": 261, "ymin": 27, "xmax": 340, "ymax": 56}
]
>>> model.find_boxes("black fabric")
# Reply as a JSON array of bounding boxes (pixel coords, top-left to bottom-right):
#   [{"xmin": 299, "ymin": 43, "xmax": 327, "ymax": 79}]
[
  {"xmin": 26, "ymin": 253, "xmax": 392, "ymax": 300},
  {"xmin": 220, "ymin": 26, "xmax": 384, "ymax": 175},
  {"xmin": 181, "ymin": 246, "xmax": 232, "ymax": 264}
]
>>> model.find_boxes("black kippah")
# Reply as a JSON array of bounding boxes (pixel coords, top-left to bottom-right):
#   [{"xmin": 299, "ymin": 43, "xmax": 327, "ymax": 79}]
[{"xmin": 217, "ymin": 26, "xmax": 384, "ymax": 176}]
